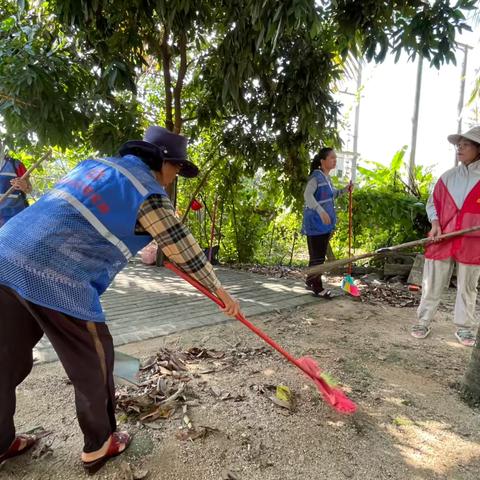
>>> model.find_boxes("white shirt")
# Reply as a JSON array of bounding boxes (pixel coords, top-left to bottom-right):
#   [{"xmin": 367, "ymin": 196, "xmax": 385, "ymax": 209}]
[{"xmin": 427, "ymin": 160, "xmax": 480, "ymax": 221}]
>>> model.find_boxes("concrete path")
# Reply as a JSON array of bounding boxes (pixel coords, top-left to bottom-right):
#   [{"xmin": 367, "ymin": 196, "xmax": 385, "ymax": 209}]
[{"xmin": 34, "ymin": 260, "xmax": 320, "ymax": 362}]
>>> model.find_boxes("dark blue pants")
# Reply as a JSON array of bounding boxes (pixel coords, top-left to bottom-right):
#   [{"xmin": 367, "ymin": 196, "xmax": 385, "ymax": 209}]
[{"xmin": 305, "ymin": 233, "xmax": 330, "ymax": 294}]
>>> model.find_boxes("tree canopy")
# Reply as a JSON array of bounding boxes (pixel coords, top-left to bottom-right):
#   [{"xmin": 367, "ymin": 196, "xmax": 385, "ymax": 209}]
[{"xmin": 0, "ymin": 0, "xmax": 476, "ymax": 201}]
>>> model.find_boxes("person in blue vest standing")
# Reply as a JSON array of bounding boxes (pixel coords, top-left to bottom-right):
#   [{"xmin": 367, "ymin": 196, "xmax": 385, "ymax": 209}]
[
  {"xmin": 0, "ymin": 141, "xmax": 32, "ymax": 227},
  {"xmin": 302, "ymin": 147, "xmax": 351, "ymax": 298},
  {"xmin": 0, "ymin": 126, "xmax": 241, "ymax": 474}
]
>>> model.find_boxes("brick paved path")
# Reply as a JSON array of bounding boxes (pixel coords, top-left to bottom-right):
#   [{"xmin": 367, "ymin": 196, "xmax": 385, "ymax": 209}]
[{"xmin": 34, "ymin": 260, "xmax": 319, "ymax": 362}]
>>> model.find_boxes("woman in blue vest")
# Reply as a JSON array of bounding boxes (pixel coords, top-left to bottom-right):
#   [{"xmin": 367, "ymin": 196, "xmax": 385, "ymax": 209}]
[
  {"xmin": 0, "ymin": 126, "xmax": 241, "ymax": 473},
  {"xmin": 302, "ymin": 147, "xmax": 351, "ymax": 298},
  {"xmin": 0, "ymin": 142, "xmax": 31, "ymax": 227}
]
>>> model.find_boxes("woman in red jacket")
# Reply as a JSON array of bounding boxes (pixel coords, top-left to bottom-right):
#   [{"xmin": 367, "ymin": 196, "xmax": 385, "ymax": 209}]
[{"xmin": 412, "ymin": 126, "xmax": 480, "ymax": 346}]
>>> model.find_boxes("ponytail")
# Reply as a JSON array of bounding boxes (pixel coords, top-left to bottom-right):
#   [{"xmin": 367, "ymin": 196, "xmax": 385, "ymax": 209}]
[{"xmin": 309, "ymin": 147, "xmax": 333, "ymax": 175}]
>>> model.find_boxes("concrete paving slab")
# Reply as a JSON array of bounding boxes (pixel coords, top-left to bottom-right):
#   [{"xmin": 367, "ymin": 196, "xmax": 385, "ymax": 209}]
[{"xmin": 33, "ymin": 259, "xmax": 323, "ymax": 363}]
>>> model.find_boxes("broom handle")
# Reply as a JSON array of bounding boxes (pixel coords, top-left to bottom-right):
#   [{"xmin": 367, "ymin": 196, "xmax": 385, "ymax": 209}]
[
  {"xmin": 163, "ymin": 261, "xmax": 334, "ymax": 394},
  {"xmin": 0, "ymin": 150, "xmax": 51, "ymax": 206},
  {"xmin": 308, "ymin": 224, "xmax": 480, "ymax": 275},
  {"xmin": 347, "ymin": 185, "xmax": 353, "ymax": 275}
]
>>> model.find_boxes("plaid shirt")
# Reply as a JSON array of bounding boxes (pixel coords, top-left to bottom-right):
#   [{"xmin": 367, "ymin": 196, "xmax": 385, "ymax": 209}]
[{"xmin": 136, "ymin": 194, "xmax": 221, "ymax": 292}]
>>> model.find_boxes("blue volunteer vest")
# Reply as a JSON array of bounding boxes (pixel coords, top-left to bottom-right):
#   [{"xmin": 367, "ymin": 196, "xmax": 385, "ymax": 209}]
[
  {"xmin": 301, "ymin": 170, "xmax": 336, "ymax": 236},
  {"xmin": 0, "ymin": 155, "xmax": 167, "ymax": 322},
  {"xmin": 0, "ymin": 157, "xmax": 28, "ymax": 226}
]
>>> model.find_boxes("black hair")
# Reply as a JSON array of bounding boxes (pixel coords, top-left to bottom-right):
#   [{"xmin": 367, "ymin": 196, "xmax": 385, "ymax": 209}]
[
  {"xmin": 309, "ymin": 147, "xmax": 334, "ymax": 175},
  {"xmin": 118, "ymin": 143, "xmax": 164, "ymax": 172},
  {"xmin": 139, "ymin": 154, "xmax": 163, "ymax": 172}
]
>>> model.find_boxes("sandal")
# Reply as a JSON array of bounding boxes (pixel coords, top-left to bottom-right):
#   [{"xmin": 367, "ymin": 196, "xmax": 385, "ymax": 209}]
[
  {"xmin": 455, "ymin": 328, "xmax": 476, "ymax": 347},
  {"xmin": 83, "ymin": 431, "xmax": 132, "ymax": 475},
  {"xmin": 411, "ymin": 324, "xmax": 431, "ymax": 339},
  {"xmin": 314, "ymin": 289, "xmax": 334, "ymax": 300},
  {"xmin": 0, "ymin": 434, "xmax": 38, "ymax": 463}
]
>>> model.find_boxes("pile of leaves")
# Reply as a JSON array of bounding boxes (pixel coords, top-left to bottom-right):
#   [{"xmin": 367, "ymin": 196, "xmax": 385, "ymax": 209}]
[
  {"xmin": 359, "ymin": 283, "xmax": 420, "ymax": 308},
  {"xmin": 115, "ymin": 346, "xmax": 274, "ymax": 439},
  {"xmin": 115, "ymin": 348, "xmax": 224, "ymax": 437}
]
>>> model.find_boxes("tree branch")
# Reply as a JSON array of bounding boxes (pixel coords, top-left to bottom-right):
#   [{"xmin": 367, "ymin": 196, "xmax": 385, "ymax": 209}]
[
  {"xmin": 181, "ymin": 160, "xmax": 218, "ymax": 223},
  {"xmin": 181, "ymin": 115, "xmax": 198, "ymax": 123},
  {"xmin": 0, "ymin": 94, "xmax": 33, "ymax": 107}
]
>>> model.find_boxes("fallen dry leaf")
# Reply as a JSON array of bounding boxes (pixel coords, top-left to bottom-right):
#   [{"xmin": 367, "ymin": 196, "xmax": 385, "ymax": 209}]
[
  {"xmin": 132, "ymin": 467, "xmax": 149, "ymax": 480},
  {"xmin": 175, "ymin": 426, "xmax": 218, "ymax": 441},
  {"xmin": 140, "ymin": 405, "xmax": 176, "ymax": 422}
]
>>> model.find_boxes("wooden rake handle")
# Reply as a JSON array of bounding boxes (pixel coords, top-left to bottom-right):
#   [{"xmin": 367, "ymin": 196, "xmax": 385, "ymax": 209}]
[
  {"xmin": 308, "ymin": 224, "xmax": 480, "ymax": 275},
  {"xmin": 0, "ymin": 150, "xmax": 52, "ymax": 206}
]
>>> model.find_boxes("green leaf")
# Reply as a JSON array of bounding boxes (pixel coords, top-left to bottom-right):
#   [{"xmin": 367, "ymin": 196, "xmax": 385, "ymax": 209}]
[{"xmin": 390, "ymin": 146, "xmax": 407, "ymax": 173}]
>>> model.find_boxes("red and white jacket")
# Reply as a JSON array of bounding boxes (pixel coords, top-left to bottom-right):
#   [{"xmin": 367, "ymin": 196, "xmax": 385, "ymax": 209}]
[{"xmin": 425, "ymin": 160, "xmax": 480, "ymax": 264}]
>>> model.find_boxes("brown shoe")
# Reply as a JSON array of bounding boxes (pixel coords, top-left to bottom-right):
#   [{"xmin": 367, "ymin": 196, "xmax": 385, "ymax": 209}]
[
  {"xmin": 0, "ymin": 434, "xmax": 38, "ymax": 463},
  {"xmin": 83, "ymin": 431, "xmax": 132, "ymax": 475}
]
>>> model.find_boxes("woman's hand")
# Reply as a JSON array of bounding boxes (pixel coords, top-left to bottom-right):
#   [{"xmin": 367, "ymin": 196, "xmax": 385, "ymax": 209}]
[
  {"xmin": 215, "ymin": 287, "xmax": 241, "ymax": 318},
  {"xmin": 347, "ymin": 181, "xmax": 354, "ymax": 192},
  {"xmin": 429, "ymin": 220, "xmax": 442, "ymax": 242},
  {"xmin": 319, "ymin": 210, "xmax": 331, "ymax": 225},
  {"xmin": 10, "ymin": 177, "xmax": 30, "ymax": 193}
]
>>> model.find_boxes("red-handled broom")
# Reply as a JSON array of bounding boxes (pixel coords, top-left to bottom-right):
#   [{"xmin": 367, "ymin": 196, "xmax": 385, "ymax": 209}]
[
  {"xmin": 164, "ymin": 261, "xmax": 357, "ymax": 414},
  {"xmin": 341, "ymin": 183, "xmax": 360, "ymax": 297}
]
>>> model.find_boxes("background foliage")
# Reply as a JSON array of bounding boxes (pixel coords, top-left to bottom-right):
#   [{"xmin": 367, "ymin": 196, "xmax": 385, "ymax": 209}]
[{"xmin": 0, "ymin": 0, "xmax": 477, "ymax": 265}]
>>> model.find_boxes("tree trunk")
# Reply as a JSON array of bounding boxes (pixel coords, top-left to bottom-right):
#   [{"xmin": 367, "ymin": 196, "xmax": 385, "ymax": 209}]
[
  {"xmin": 173, "ymin": 32, "xmax": 187, "ymax": 134},
  {"xmin": 461, "ymin": 334, "xmax": 480, "ymax": 406},
  {"xmin": 160, "ymin": 27, "xmax": 174, "ymax": 132},
  {"xmin": 158, "ymin": 30, "xmax": 188, "ymax": 266}
]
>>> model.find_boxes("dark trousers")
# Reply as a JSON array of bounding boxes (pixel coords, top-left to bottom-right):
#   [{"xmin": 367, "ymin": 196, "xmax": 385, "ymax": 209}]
[
  {"xmin": 305, "ymin": 233, "xmax": 330, "ymax": 294},
  {"xmin": 0, "ymin": 285, "xmax": 116, "ymax": 454}
]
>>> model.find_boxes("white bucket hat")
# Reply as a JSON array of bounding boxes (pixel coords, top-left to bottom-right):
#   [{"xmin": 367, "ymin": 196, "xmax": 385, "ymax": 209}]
[{"xmin": 447, "ymin": 126, "xmax": 480, "ymax": 145}]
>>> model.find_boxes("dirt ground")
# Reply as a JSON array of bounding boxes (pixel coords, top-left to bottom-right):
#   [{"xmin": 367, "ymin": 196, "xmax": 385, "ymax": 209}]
[{"xmin": 2, "ymin": 287, "xmax": 480, "ymax": 480}]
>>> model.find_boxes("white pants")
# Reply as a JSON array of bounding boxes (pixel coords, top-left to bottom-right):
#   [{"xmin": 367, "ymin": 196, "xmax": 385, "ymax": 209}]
[{"xmin": 417, "ymin": 258, "xmax": 480, "ymax": 329}]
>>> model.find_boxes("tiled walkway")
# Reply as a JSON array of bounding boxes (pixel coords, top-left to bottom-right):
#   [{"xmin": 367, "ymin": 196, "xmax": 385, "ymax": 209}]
[{"xmin": 34, "ymin": 260, "xmax": 319, "ymax": 362}]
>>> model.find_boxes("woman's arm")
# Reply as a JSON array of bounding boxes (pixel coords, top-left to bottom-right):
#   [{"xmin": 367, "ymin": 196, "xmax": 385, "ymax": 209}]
[
  {"xmin": 425, "ymin": 189, "xmax": 441, "ymax": 240},
  {"xmin": 304, "ymin": 177, "xmax": 326, "ymax": 214},
  {"xmin": 425, "ymin": 191, "xmax": 438, "ymax": 223},
  {"xmin": 137, "ymin": 194, "xmax": 241, "ymax": 317},
  {"xmin": 332, "ymin": 181, "xmax": 352, "ymax": 199}
]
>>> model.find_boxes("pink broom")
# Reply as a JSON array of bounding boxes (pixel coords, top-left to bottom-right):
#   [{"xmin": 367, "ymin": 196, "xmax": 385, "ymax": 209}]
[
  {"xmin": 165, "ymin": 262, "xmax": 357, "ymax": 414},
  {"xmin": 341, "ymin": 183, "xmax": 360, "ymax": 297}
]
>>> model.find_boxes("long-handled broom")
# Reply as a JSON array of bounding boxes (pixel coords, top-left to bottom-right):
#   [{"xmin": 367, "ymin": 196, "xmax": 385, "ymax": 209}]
[
  {"xmin": 164, "ymin": 261, "xmax": 357, "ymax": 414},
  {"xmin": 308, "ymin": 225, "xmax": 480, "ymax": 276},
  {"xmin": 341, "ymin": 184, "xmax": 360, "ymax": 297}
]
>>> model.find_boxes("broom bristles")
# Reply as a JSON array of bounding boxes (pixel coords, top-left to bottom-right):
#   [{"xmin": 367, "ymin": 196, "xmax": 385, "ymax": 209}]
[{"xmin": 297, "ymin": 356, "xmax": 357, "ymax": 414}]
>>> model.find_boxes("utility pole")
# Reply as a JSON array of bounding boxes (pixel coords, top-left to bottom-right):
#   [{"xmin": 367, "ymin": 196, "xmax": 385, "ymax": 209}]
[
  {"xmin": 351, "ymin": 59, "xmax": 362, "ymax": 183},
  {"xmin": 409, "ymin": 55, "xmax": 423, "ymax": 188},
  {"xmin": 455, "ymin": 42, "xmax": 472, "ymax": 166}
]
